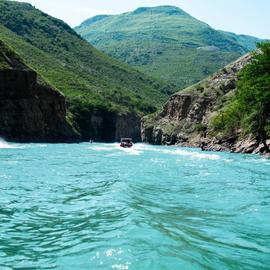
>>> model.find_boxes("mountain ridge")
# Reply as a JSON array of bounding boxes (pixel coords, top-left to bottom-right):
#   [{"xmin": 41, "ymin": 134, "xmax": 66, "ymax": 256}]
[{"xmin": 75, "ymin": 5, "xmax": 261, "ymax": 90}]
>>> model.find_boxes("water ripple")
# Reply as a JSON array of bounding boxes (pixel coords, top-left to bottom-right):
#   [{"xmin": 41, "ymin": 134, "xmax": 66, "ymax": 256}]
[{"xmin": 0, "ymin": 143, "xmax": 269, "ymax": 269}]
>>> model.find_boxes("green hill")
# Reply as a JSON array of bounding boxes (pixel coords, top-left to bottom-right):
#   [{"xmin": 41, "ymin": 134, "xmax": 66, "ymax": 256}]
[
  {"xmin": 75, "ymin": 5, "xmax": 261, "ymax": 90},
  {"xmin": 0, "ymin": 1, "xmax": 173, "ymax": 141}
]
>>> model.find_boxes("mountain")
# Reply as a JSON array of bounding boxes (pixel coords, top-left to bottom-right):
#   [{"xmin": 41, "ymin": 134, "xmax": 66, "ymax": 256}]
[
  {"xmin": 141, "ymin": 43, "xmax": 270, "ymax": 155},
  {"xmin": 0, "ymin": 0, "xmax": 172, "ymax": 141},
  {"xmin": 0, "ymin": 40, "xmax": 79, "ymax": 142},
  {"xmin": 75, "ymin": 5, "xmax": 261, "ymax": 90}
]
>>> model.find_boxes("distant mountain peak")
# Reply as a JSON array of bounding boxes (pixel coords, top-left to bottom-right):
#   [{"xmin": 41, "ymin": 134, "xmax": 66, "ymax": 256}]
[
  {"xmin": 75, "ymin": 4, "xmax": 261, "ymax": 90},
  {"xmin": 132, "ymin": 5, "xmax": 188, "ymax": 16},
  {"xmin": 78, "ymin": 15, "xmax": 111, "ymax": 28}
]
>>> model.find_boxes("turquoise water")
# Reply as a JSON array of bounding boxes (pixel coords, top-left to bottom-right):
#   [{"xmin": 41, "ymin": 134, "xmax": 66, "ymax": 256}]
[{"xmin": 0, "ymin": 142, "xmax": 270, "ymax": 270}]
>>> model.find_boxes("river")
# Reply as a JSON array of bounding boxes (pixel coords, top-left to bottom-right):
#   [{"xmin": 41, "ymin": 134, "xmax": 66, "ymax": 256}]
[{"xmin": 0, "ymin": 142, "xmax": 269, "ymax": 269}]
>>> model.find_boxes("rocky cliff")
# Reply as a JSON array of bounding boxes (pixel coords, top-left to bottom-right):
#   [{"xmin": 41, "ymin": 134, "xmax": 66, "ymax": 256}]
[
  {"xmin": 114, "ymin": 113, "xmax": 141, "ymax": 142},
  {"xmin": 142, "ymin": 53, "xmax": 270, "ymax": 154},
  {"xmin": 71, "ymin": 107, "xmax": 141, "ymax": 143},
  {"xmin": 0, "ymin": 41, "xmax": 79, "ymax": 142}
]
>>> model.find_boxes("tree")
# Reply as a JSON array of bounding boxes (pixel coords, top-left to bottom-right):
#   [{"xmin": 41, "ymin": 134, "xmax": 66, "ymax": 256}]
[{"xmin": 236, "ymin": 42, "xmax": 270, "ymax": 151}]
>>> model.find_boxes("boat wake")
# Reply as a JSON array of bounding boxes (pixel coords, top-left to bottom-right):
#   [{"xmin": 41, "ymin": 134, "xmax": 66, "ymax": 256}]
[
  {"xmin": 132, "ymin": 144, "xmax": 220, "ymax": 160},
  {"xmin": 88, "ymin": 145, "xmax": 117, "ymax": 152},
  {"xmin": 87, "ymin": 143, "xmax": 221, "ymax": 159},
  {"xmin": 88, "ymin": 143, "xmax": 142, "ymax": 155},
  {"xmin": 160, "ymin": 149, "xmax": 220, "ymax": 160},
  {"xmin": 118, "ymin": 145, "xmax": 142, "ymax": 156}
]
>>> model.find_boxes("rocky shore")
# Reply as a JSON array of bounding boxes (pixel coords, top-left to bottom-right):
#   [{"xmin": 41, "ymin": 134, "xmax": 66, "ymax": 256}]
[{"xmin": 175, "ymin": 136, "xmax": 270, "ymax": 157}]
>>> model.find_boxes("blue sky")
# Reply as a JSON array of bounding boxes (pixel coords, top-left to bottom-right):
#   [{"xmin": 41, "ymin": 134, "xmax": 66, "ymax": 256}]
[{"xmin": 15, "ymin": 0, "xmax": 270, "ymax": 39}]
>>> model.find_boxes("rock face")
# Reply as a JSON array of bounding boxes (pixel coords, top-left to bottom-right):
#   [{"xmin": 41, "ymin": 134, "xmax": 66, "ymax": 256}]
[
  {"xmin": 142, "ymin": 53, "xmax": 270, "ymax": 154},
  {"xmin": 76, "ymin": 110, "xmax": 141, "ymax": 143},
  {"xmin": 142, "ymin": 94, "xmax": 213, "ymax": 145},
  {"xmin": 0, "ymin": 41, "xmax": 79, "ymax": 142},
  {"xmin": 114, "ymin": 113, "xmax": 141, "ymax": 142}
]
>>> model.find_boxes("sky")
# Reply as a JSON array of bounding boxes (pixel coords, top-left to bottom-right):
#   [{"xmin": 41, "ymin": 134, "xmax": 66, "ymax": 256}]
[{"xmin": 15, "ymin": 0, "xmax": 270, "ymax": 39}]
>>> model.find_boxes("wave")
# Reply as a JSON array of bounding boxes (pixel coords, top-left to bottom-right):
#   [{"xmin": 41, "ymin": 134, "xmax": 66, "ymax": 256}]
[
  {"xmin": 87, "ymin": 143, "xmax": 221, "ymax": 159},
  {"xmin": 160, "ymin": 148, "xmax": 220, "ymax": 160},
  {"xmin": 0, "ymin": 138, "xmax": 21, "ymax": 149},
  {"xmin": 38, "ymin": 144, "xmax": 48, "ymax": 148},
  {"xmin": 245, "ymin": 157, "xmax": 270, "ymax": 165},
  {"xmin": 88, "ymin": 143, "xmax": 143, "ymax": 156},
  {"xmin": 133, "ymin": 143, "xmax": 220, "ymax": 160},
  {"xmin": 118, "ymin": 146, "xmax": 142, "ymax": 156},
  {"xmin": 89, "ymin": 145, "xmax": 116, "ymax": 152}
]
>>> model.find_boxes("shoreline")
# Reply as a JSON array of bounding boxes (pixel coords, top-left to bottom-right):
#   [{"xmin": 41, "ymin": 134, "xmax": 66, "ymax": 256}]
[
  {"xmin": 175, "ymin": 138, "xmax": 270, "ymax": 159},
  {"xmin": 2, "ymin": 138, "xmax": 270, "ymax": 158}
]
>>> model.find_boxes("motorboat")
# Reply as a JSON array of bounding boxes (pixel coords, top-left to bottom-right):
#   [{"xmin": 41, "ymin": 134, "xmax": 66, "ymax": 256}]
[{"xmin": 120, "ymin": 138, "xmax": 133, "ymax": 148}]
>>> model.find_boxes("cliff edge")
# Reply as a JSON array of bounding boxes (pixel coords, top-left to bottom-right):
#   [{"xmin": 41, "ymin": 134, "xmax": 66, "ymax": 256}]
[{"xmin": 0, "ymin": 41, "xmax": 79, "ymax": 142}]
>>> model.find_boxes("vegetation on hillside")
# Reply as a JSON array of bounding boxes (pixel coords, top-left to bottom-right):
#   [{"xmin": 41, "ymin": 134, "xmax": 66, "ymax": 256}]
[
  {"xmin": 212, "ymin": 42, "xmax": 270, "ymax": 150},
  {"xmin": 0, "ymin": 0, "xmax": 172, "ymax": 118},
  {"xmin": 0, "ymin": 40, "xmax": 13, "ymax": 69},
  {"xmin": 75, "ymin": 5, "xmax": 261, "ymax": 90}
]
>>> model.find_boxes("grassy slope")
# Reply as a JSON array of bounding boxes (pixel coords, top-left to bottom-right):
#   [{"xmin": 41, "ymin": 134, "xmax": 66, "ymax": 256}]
[
  {"xmin": 0, "ymin": 39, "xmax": 42, "ymax": 74},
  {"xmin": 75, "ymin": 6, "xmax": 261, "ymax": 90},
  {"xmin": 0, "ymin": 40, "xmax": 12, "ymax": 69},
  {"xmin": 0, "ymin": 1, "xmax": 172, "ymax": 114}
]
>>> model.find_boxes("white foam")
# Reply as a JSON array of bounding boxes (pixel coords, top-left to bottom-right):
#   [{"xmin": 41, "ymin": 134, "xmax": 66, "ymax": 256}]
[
  {"xmin": 118, "ymin": 146, "xmax": 142, "ymax": 156},
  {"xmin": 89, "ymin": 146, "xmax": 115, "ymax": 152},
  {"xmin": 38, "ymin": 144, "xmax": 48, "ymax": 148},
  {"xmin": 88, "ymin": 143, "xmax": 143, "ymax": 155},
  {"xmin": 161, "ymin": 149, "xmax": 220, "ymax": 160},
  {"xmin": 88, "ymin": 143, "xmax": 221, "ymax": 159},
  {"xmin": 246, "ymin": 157, "xmax": 270, "ymax": 165},
  {"xmin": 87, "ymin": 142, "xmax": 117, "ymax": 152},
  {"xmin": 0, "ymin": 138, "xmax": 19, "ymax": 149}
]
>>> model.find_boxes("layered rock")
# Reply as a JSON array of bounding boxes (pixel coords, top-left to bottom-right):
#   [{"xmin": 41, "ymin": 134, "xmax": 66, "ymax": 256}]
[
  {"xmin": 142, "ymin": 53, "xmax": 270, "ymax": 154},
  {"xmin": 0, "ymin": 41, "xmax": 79, "ymax": 142}
]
